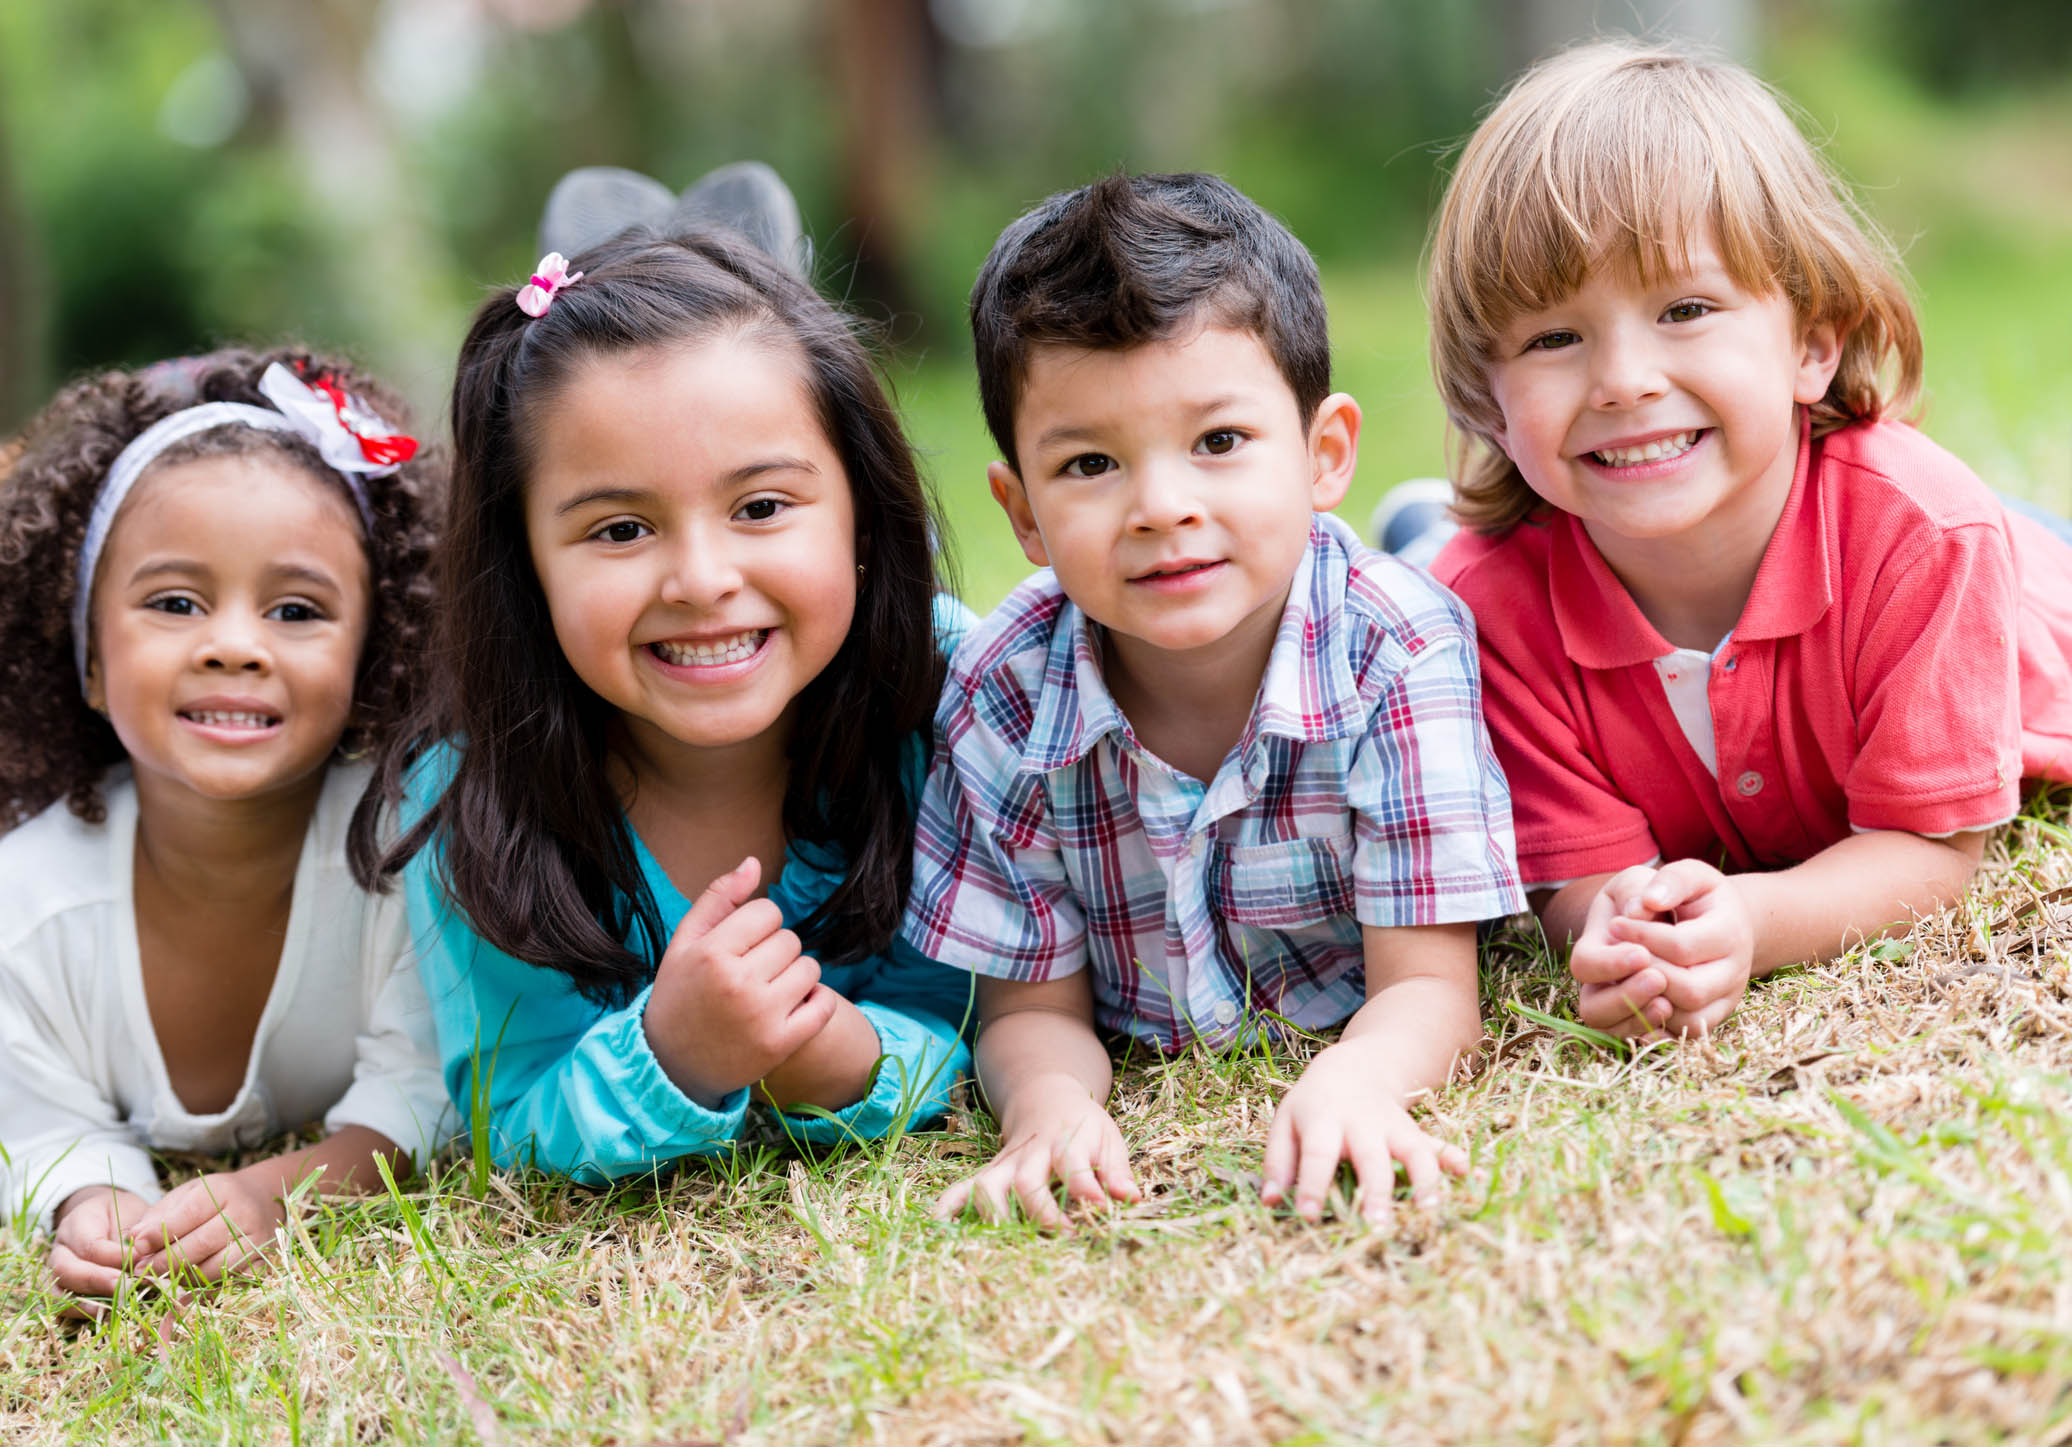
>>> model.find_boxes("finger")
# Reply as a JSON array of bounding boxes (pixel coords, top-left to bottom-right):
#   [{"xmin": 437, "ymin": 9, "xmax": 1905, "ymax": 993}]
[
  {"xmin": 59, "ymin": 1223, "xmax": 129, "ymax": 1271},
  {"xmin": 669, "ymin": 857, "xmax": 761, "ymax": 948},
  {"xmin": 758, "ymin": 949, "xmax": 822, "ymax": 1008},
  {"xmin": 47, "ymin": 1243, "xmax": 125, "ymax": 1299},
  {"xmin": 1055, "ymin": 1138, "xmax": 1107, "ymax": 1206},
  {"xmin": 1658, "ymin": 957, "xmax": 1749, "ymax": 1014},
  {"xmin": 143, "ymin": 1215, "xmax": 236, "ymax": 1281},
  {"xmin": 932, "ymin": 1174, "xmax": 978, "ymax": 1221},
  {"xmin": 1396, "ymin": 1130, "xmax": 1446, "ymax": 1209},
  {"xmin": 191, "ymin": 1232, "xmax": 268, "ymax": 1284},
  {"xmin": 1290, "ymin": 1119, "xmax": 1344, "ymax": 1222},
  {"xmin": 1093, "ymin": 1129, "xmax": 1142, "ymax": 1204},
  {"xmin": 1604, "ymin": 865, "xmax": 1663, "ymax": 918},
  {"xmin": 127, "ymin": 1183, "xmax": 214, "ymax": 1254},
  {"xmin": 1343, "ymin": 1131, "xmax": 1399, "ymax": 1227},
  {"xmin": 702, "ymin": 896, "xmax": 789, "ymax": 957},
  {"xmin": 1009, "ymin": 1153, "xmax": 1068, "ymax": 1231},
  {"xmin": 1437, "ymin": 1142, "xmax": 1470, "ymax": 1178},
  {"xmin": 971, "ymin": 1164, "xmax": 1020, "ymax": 1225},
  {"xmin": 1664, "ymin": 992, "xmax": 1741, "ymax": 1040},
  {"xmin": 1260, "ymin": 1111, "xmax": 1298, "ymax": 1205},
  {"xmin": 1576, "ymin": 971, "xmax": 1666, "ymax": 1028},
  {"xmin": 1569, "ymin": 936, "xmax": 1660, "ymax": 985},
  {"xmin": 1606, "ymin": 916, "xmax": 1708, "ymax": 967},
  {"xmin": 734, "ymin": 927, "xmax": 805, "ymax": 984},
  {"xmin": 770, "ymin": 982, "xmax": 841, "ymax": 1057},
  {"xmin": 1637, "ymin": 859, "xmax": 1720, "ymax": 916}
]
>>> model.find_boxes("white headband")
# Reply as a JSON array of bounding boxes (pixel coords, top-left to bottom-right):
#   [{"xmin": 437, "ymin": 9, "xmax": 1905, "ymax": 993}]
[{"xmin": 71, "ymin": 362, "xmax": 413, "ymax": 690}]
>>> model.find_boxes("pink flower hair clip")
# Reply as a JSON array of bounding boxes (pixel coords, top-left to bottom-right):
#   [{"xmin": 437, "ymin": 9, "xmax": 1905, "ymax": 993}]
[{"xmin": 517, "ymin": 252, "xmax": 584, "ymax": 317}]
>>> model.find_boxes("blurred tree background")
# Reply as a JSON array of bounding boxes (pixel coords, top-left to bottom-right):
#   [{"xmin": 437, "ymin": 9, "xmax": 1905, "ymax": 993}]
[{"xmin": 2, "ymin": 0, "xmax": 2068, "ymax": 605}]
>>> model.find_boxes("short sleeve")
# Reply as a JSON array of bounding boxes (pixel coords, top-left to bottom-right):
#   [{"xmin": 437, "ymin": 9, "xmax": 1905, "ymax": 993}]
[
  {"xmin": 1846, "ymin": 522, "xmax": 2024, "ymax": 834},
  {"xmin": 1346, "ymin": 629, "xmax": 1527, "ymax": 926},
  {"xmin": 900, "ymin": 679, "xmax": 1089, "ymax": 981},
  {"xmin": 1470, "ymin": 592, "xmax": 1662, "ymax": 886}
]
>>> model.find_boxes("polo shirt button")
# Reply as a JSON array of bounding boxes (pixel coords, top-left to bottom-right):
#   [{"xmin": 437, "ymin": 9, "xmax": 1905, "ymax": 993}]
[
  {"xmin": 1735, "ymin": 770, "xmax": 1764, "ymax": 797},
  {"xmin": 1212, "ymin": 1000, "xmax": 1238, "ymax": 1026}
]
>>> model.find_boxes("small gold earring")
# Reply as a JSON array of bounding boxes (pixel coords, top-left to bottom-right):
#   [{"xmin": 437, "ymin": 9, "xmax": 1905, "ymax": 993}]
[{"xmin": 856, "ymin": 563, "xmax": 866, "ymax": 576}]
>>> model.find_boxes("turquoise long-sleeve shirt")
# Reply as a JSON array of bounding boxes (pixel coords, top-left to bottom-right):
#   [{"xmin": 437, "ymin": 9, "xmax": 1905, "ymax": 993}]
[{"xmin": 401, "ymin": 735, "xmax": 975, "ymax": 1184}]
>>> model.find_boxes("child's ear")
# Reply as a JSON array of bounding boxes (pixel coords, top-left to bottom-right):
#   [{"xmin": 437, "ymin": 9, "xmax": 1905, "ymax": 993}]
[
  {"xmin": 83, "ymin": 657, "xmax": 108, "ymax": 718},
  {"xmin": 1306, "ymin": 392, "xmax": 1362, "ymax": 513},
  {"xmin": 1794, "ymin": 319, "xmax": 1844, "ymax": 405},
  {"xmin": 987, "ymin": 461, "xmax": 1050, "ymax": 569}
]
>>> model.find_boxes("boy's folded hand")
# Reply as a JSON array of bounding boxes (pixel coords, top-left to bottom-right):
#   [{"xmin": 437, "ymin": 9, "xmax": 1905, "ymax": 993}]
[
  {"xmin": 933, "ymin": 1073, "xmax": 1139, "ymax": 1230},
  {"xmin": 1602, "ymin": 859, "xmax": 1753, "ymax": 1038},
  {"xmin": 1571, "ymin": 864, "xmax": 1680, "ymax": 1037},
  {"xmin": 1261, "ymin": 1041, "xmax": 1467, "ymax": 1227}
]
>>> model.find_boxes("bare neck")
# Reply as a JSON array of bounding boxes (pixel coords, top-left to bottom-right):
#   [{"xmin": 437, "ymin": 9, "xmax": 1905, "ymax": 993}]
[
  {"xmin": 129, "ymin": 768, "xmax": 324, "ymax": 908},
  {"xmin": 1586, "ymin": 467, "xmax": 1795, "ymax": 653}
]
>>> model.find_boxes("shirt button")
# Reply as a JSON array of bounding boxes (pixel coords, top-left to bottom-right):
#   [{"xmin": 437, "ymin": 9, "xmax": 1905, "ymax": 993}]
[
  {"xmin": 1735, "ymin": 770, "xmax": 1764, "ymax": 797},
  {"xmin": 1212, "ymin": 1000, "xmax": 1239, "ymax": 1026}
]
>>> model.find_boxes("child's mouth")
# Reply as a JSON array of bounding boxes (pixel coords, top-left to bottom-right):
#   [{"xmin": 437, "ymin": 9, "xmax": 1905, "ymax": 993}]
[
  {"xmin": 177, "ymin": 708, "xmax": 281, "ymax": 732},
  {"xmin": 649, "ymin": 629, "xmax": 769, "ymax": 668},
  {"xmin": 1591, "ymin": 429, "xmax": 1704, "ymax": 468},
  {"xmin": 1132, "ymin": 560, "xmax": 1223, "ymax": 585}
]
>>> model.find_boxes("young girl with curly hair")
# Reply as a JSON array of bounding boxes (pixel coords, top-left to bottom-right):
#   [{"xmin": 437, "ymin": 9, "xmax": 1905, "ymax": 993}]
[
  {"xmin": 362, "ymin": 227, "xmax": 972, "ymax": 1179},
  {"xmin": 0, "ymin": 346, "xmax": 454, "ymax": 1299}
]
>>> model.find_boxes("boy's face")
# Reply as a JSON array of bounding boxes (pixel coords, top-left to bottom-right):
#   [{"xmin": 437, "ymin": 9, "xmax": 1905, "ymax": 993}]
[
  {"xmin": 989, "ymin": 326, "xmax": 1357, "ymax": 667},
  {"xmin": 1482, "ymin": 222, "xmax": 1841, "ymax": 554}
]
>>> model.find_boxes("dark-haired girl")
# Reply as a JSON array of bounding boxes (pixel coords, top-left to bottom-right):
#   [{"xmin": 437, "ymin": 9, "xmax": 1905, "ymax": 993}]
[
  {"xmin": 362, "ymin": 230, "xmax": 971, "ymax": 1178},
  {"xmin": 0, "ymin": 347, "xmax": 452, "ymax": 1298}
]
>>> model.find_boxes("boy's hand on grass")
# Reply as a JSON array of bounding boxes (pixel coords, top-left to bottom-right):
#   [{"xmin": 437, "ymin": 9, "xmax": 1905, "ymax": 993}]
[
  {"xmin": 47, "ymin": 1186, "xmax": 151, "ymax": 1298},
  {"xmin": 1571, "ymin": 864, "xmax": 1681, "ymax": 1037},
  {"xmin": 1261, "ymin": 1042, "xmax": 1467, "ymax": 1226},
  {"xmin": 933, "ymin": 1073, "xmax": 1140, "ymax": 1230},
  {"xmin": 125, "ymin": 1168, "xmax": 287, "ymax": 1285},
  {"xmin": 1600, "ymin": 860, "xmax": 1753, "ymax": 1038},
  {"xmin": 645, "ymin": 856, "xmax": 841, "ymax": 1106}
]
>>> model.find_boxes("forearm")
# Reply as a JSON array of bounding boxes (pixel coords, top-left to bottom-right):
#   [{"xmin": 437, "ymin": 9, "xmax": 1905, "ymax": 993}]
[
  {"xmin": 757, "ymin": 995, "xmax": 882, "ymax": 1111},
  {"xmin": 975, "ymin": 1003, "xmax": 1112, "ymax": 1124},
  {"xmin": 1734, "ymin": 829, "xmax": 1985, "ymax": 977},
  {"xmin": 1335, "ymin": 921, "xmax": 1482, "ymax": 1099},
  {"xmin": 233, "ymin": 1125, "xmax": 407, "ymax": 1205}
]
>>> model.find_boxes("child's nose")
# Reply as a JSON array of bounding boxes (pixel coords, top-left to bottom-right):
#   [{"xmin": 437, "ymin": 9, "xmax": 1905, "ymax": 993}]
[
  {"xmin": 658, "ymin": 535, "xmax": 743, "ymax": 606},
  {"xmin": 1588, "ymin": 327, "xmax": 1668, "ymax": 409},
  {"xmin": 195, "ymin": 615, "xmax": 271, "ymax": 673},
  {"xmin": 1125, "ymin": 460, "xmax": 1204, "ymax": 534}
]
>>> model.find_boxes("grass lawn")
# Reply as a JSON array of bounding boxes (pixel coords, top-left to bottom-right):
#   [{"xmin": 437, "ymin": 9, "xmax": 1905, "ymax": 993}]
[{"xmin": 7, "ymin": 36, "xmax": 2072, "ymax": 1447}]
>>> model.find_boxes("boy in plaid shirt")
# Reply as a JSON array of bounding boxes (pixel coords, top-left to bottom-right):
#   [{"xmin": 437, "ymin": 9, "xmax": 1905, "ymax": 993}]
[{"xmin": 905, "ymin": 174, "xmax": 1524, "ymax": 1227}]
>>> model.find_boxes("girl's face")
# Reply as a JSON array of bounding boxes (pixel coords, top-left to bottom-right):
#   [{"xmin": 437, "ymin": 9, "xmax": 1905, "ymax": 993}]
[
  {"xmin": 1481, "ymin": 220, "xmax": 1841, "ymax": 555},
  {"xmin": 87, "ymin": 455, "xmax": 371, "ymax": 804},
  {"xmin": 524, "ymin": 332, "xmax": 858, "ymax": 761}
]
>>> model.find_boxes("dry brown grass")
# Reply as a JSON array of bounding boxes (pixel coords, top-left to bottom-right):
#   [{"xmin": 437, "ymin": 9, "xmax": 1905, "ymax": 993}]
[{"xmin": 5, "ymin": 801, "xmax": 2071, "ymax": 1445}]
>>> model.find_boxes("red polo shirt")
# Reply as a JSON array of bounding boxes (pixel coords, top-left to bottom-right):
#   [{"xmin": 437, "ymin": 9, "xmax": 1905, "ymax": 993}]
[{"xmin": 1434, "ymin": 418, "xmax": 2072, "ymax": 887}]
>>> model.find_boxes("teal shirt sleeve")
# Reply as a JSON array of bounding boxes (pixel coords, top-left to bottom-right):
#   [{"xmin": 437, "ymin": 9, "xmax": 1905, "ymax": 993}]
[{"xmin": 400, "ymin": 748, "xmax": 748, "ymax": 1183}]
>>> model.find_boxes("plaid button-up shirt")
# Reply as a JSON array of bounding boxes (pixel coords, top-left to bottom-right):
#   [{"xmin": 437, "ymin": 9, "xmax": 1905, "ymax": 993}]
[{"xmin": 904, "ymin": 515, "xmax": 1525, "ymax": 1050}]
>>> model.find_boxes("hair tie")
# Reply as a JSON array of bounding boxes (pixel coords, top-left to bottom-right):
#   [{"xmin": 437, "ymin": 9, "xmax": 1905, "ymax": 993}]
[
  {"xmin": 70, "ymin": 363, "xmax": 416, "ymax": 692},
  {"xmin": 517, "ymin": 253, "xmax": 584, "ymax": 317}
]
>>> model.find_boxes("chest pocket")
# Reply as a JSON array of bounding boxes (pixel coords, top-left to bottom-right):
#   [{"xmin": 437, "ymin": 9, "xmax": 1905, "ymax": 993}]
[{"xmin": 1208, "ymin": 834, "xmax": 1355, "ymax": 930}]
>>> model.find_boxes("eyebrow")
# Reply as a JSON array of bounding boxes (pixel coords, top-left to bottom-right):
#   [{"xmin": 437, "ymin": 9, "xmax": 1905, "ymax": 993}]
[
  {"xmin": 1031, "ymin": 396, "xmax": 1256, "ymax": 454},
  {"xmin": 265, "ymin": 562, "xmax": 343, "ymax": 592},
  {"xmin": 552, "ymin": 458, "xmax": 821, "ymax": 517},
  {"xmin": 125, "ymin": 557, "xmax": 342, "ymax": 591},
  {"xmin": 125, "ymin": 557, "xmax": 210, "ymax": 584}
]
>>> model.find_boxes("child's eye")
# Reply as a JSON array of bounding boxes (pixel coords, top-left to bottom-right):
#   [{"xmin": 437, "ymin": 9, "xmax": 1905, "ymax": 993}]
[
  {"xmin": 1523, "ymin": 329, "xmax": 1580, "ymax": 352},
  {"xmin": 1197, "ymin": 429, "xmax": 1243, "ymax": 456},
  {"xmin": 144, "ymin": 595, "xmax": 198, "ymax": 616},
  {"xmin": 267, "ymin": 601, "xmax": 324, "ymax": 623},
  {"xmin": 1663, "ymin": 300, "xmax": 1712, "ymax": 323},
  {"xmin": 593, "ymin": 520, "xmax": 650, "ymax": 545},
  {"xmin": 735, "ymin": 497, "xmax": 786, "ymax": 523},
  {"xmin": 1061, "ymin": 453, "xmax": 1114, "ymax": 479}
]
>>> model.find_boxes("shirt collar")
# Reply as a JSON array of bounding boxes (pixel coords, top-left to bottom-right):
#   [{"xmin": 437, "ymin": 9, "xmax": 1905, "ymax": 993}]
[
  {"xmin": 1015, "ymin": 516, "xmax": 1364, "ymax": 774},
  {"xmin": 1550, "ymin": 412, "xmax": 1831, "ymax": 669}
]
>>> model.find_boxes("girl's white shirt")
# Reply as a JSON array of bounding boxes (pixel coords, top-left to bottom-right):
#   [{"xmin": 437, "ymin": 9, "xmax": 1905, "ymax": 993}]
[{"xmin": 0, "ymin": 761, "xmax": 454, "ymax": 1235}]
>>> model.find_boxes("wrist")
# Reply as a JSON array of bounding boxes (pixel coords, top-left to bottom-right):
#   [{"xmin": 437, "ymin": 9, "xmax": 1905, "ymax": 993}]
[{"xmin": 640, "ymin": 989, "xmax": 733, "ymax": 1108}]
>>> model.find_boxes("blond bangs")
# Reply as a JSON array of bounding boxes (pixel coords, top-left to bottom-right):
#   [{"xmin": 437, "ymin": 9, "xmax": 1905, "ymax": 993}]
[{"xmin": 1428, "ymin": 39, "xmax": 1923, "ymax": 534}]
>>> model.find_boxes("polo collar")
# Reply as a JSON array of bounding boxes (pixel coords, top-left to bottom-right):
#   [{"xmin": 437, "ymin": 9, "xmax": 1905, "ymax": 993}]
[
  {"xmin": 1014, "ymin": 517, "xmax": 1365, "ymax": 775},
  {"xmin": 1550, "ymin": 412, "xmax": 1832, "ymax": 669}
]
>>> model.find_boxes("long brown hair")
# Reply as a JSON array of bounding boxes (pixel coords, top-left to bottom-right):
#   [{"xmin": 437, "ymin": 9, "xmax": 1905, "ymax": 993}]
[{"xmin": 354, "ymin": 228, "xmax": 951, "ymax": 1007}]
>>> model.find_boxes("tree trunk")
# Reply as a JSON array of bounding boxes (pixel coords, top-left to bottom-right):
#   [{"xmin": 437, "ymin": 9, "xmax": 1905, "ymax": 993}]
[
  {"xmin": 831, "ymin": 0, "xmax": 940, "ymax": 329},
  {"xmin": 0, "ymin": 82, "xmax": 44, "ymax": 434}
]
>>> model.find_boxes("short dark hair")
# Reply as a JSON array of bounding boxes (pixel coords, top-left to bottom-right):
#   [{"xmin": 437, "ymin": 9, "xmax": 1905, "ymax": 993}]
[
  {"xmin": 970, "ymin": 172, "xmax": 1331, "ymax": 469},
  {"xmin": 356, "ymin": 227, "xmax": 950, "ymax": 1007}
]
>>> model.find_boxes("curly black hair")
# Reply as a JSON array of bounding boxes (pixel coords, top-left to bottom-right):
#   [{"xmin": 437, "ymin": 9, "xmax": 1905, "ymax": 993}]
[{"xmin": 0, "ymin": 344, "xmax": 445, "ymax": 831}]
